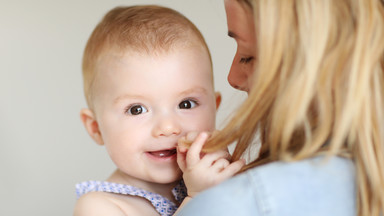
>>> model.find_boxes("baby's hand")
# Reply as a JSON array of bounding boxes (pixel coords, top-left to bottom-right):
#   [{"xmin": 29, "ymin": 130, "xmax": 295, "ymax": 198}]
[{"xmin": 177, "ymin": 132, "xmax": 245, "ymax": 197}]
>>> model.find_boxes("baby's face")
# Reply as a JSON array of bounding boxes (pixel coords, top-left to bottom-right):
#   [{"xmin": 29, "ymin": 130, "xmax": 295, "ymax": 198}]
[{"xmin": 92, "ymin": 47, "xmax": 218, "ymax": 184}]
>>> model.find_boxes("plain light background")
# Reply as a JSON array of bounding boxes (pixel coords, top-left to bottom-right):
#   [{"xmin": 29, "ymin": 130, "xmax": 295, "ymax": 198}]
[{"xmin": 0, "ymin": 0, "xmax": 247, "ymax": 215}]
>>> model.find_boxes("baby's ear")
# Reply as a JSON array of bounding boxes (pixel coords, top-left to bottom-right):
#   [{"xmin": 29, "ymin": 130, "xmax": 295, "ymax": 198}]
[
  {"xmin": 215, "ymin": 92, "xmax": 222, "ymax": 111},
  {"xmin": 80, "ymin": 108, "xmax": 104, "ymax": 145}
]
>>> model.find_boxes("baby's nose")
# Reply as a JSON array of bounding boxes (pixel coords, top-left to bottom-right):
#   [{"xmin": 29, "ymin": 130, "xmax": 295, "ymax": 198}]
[{"xmin": 152, "ymin": 115, "xmax": 181, "ymax": 137}]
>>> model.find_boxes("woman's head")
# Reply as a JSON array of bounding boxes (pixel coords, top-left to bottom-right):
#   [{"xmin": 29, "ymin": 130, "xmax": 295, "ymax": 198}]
[
  {"xmin": 216, "ymin": 1, "xmax": 384, "ymax": 215},
  {"xmin": 224, "ymin": 0, "xmax": 256, "ymax": 92},
  {"xmin": 222, "ymin": 0, "xmax": 384, "ymax": 156}
]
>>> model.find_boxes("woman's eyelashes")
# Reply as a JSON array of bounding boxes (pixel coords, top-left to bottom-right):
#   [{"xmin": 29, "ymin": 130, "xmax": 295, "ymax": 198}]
[
  {"xmin": 239, "ymin": 56, "xmax": 254, "ymax": 64},
  {"xmin": 178, "ymin": 99, "xmax": 198, "ymax": 109},
  {"xmin": 125, "ymin": 104, "xmax": 148, "ymax": 115}
]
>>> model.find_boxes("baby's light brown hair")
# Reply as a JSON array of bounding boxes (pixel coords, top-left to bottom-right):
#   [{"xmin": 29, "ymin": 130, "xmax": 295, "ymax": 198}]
[{"xmin": 82, "ymin": 5, "xmax": 212, "ymax": 108}]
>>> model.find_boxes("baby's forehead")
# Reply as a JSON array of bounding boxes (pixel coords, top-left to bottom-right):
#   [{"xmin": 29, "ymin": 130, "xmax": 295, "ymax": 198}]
[
  {"xmin": 95, "ymin": 45, "xmax": 214, "ymax": 84},
  {"xmin": 90, "ymin": 45, "xmax": 215, "ymax": 111},
  {"xmin": 104, "ymin": 42, "xmax": 209, "ymax": 59},
  {"xmin": 98, "ymin": 45, "xmax": 212, "ymax": 71}
]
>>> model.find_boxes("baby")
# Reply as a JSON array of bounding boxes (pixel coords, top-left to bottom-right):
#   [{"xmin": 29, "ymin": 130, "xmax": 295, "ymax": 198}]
[{"xmin": 74, "ymin": 5, "xmax": 244, "ymax": 216}]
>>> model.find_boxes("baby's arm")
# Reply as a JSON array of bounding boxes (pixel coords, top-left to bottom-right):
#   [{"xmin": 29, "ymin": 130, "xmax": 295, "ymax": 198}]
[{"xmin": 175, "ymin": 132, "xmax": 245, "ymax": 212}]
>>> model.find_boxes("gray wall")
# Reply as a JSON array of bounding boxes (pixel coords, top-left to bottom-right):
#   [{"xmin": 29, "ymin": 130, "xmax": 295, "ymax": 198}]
[{"xmin": 0, "ymin": 0, "xmax": 247, "ymax": 215}]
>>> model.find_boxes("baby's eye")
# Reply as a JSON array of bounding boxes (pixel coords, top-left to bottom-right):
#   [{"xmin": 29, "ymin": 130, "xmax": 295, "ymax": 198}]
[
  {"xmin": 239, "ymin": 56, "xmax": 254, "ymax": 64},
  {"xmin": 126, "ymin": 104, "xmax": 148, "ymax": 115},
  {"xmin": 179, "ymin": 99, "xmax": 198, "ymax": 109}
]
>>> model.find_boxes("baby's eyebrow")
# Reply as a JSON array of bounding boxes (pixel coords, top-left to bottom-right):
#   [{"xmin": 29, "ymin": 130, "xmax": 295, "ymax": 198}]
[
  {"xmin": 113, "ymin": 87, "xmax": 208, "ymax": 104},
  {"xmin": 179, "ymin": 87, "xmax": 208, "ymax": 96},
  {"xmin": 114, "ymin": 94, "xmax": 144, "ymax": 104}
]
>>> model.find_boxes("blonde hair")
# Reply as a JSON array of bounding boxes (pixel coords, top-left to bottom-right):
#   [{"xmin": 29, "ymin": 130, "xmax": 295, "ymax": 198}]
[
  {"xmin": 82, "ymin": 5, "xmax": 211, "ymax": 108},
  {"xmin": 207, "ymin": 0, "xmax": 384, "ymax": 215}
]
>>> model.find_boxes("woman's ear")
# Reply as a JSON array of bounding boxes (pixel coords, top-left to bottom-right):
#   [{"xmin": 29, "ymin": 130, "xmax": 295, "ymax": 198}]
[
  {"xmin": 80, "ymin": 108, "xmax": 104, "ymax": 145},
  {"xmin": 215, "ymin": 92, "xmax": 222, "ymax": 111}
]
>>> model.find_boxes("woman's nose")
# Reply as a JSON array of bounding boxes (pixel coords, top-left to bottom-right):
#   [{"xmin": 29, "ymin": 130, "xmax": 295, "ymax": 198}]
[
  {"xmin": 152, "ymin": 115, "xmax": 181, "ymax": 137},
  {"xmin": 228, "ymin": 56, "xmax": 249, "ymax": 92}
]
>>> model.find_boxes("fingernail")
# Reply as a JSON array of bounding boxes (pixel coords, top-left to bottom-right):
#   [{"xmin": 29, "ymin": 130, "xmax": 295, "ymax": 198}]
[
  {"xmin": 181, "ymin": 145, "xmax": 189, "ymax": 152},
  {"xmin": 186, "ymin": 131, "xmax": 199, "ymax": 141}
]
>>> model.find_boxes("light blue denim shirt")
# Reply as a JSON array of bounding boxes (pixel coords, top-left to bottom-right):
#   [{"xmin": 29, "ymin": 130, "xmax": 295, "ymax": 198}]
[{"xmin": 177, "ymin": 156, "xmax": 356, "ymax": 216}]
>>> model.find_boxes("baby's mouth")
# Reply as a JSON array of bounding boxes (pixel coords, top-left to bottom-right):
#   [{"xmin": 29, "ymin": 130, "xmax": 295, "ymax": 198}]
[{"xmin": 148, "ymin": 148, "xmax": 177, "ymax": 157}]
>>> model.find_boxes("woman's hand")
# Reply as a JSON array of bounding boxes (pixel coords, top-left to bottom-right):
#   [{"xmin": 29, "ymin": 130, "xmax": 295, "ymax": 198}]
[{"xmin": 177, "ymin": 131, "xmax": 245, "ymax": 197}]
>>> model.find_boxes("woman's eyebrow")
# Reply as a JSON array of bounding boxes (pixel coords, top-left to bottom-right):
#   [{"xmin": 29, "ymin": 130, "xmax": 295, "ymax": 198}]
[{"xmin": 228, "ymin": 31, "xmax": 238, "ymax": 38}]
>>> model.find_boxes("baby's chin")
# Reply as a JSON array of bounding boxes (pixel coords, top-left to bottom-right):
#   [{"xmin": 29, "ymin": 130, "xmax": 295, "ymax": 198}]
[{"xmin": 150, "ymin": 170, "xmax": 183, "ymax": 185}]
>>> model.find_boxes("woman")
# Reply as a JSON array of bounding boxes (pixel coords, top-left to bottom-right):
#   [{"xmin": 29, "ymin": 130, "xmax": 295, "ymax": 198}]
[{"xmin": 177, "ymin": 0, "xmax": 384, "ymax": 215}]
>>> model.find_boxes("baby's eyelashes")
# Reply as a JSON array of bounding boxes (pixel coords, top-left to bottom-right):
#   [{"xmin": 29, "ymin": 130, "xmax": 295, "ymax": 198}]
[
  {"xmin": 179, "ymin": 99, "xmax": 199, "ymax": 109},
  {"xmin": 125, "ymin": 104, "xmax": 148, "ymax": 115}
]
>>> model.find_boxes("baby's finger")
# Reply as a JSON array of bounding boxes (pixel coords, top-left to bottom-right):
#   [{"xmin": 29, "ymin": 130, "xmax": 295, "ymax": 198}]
[
  {"xmin": 219, "ymin": 159, "xmax": 245, "ymax": 178},
  {"xmin": 176, "ymin": 146, "xmax": 187, "ymax": 172},
  {"xmin": 185, "ymin": 131, "xmax": 199, "ymax": 143},
  {"xmin": 186, "ymin": 132, "xmax": 209, "ymax": 167},
  {"xmin": 198, "ymin": 150, "xmax": 230, "ymax": 167},
  {"xmin": 211, "ymin": 158, "xmax": 230, "ymax": 172},
  {"xmin": 177, "ymin": 131, "xmax": 200, "ymax": 153},
  {"xmin": 177, "ymin": 136, "xmax": 189, "ymax": 153}
]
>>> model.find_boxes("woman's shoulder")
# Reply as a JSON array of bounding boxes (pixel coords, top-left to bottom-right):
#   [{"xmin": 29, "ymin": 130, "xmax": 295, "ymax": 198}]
[
  {"xmin": 177, "ymin": 156, "xmax": 356, "ymax": 216},
  {"xmin": 200, "ymin": 155, "xmax": 355, "ymax": 196},
  {"xmin": 247, "ymin": 156, "xmax": 355, "ymax": 198},
  {"xmin": 249, "ymin": 155, "xmax": 355, "ymax": 184}
]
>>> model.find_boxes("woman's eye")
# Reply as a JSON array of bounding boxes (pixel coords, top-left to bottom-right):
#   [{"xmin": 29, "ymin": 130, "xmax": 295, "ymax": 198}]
[
  {"xmin": 126, "ymin": 105, "xmax": 148, "ymax": 115},
  {"xmin": 239, "ymin": 57, "xmax": 254, "ymax": 64},
  {"xmin": 179, "ymin": 99, "xmax": 198, "ymax": 109}
]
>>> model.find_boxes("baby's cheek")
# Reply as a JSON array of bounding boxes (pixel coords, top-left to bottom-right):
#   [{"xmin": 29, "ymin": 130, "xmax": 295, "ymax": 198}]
[{"xmin": 198, "ymin": 116, "xmax": 216, "ymax": 131}]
